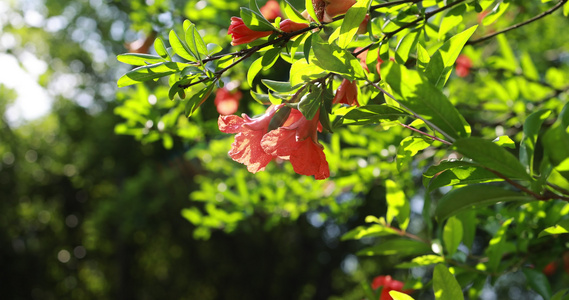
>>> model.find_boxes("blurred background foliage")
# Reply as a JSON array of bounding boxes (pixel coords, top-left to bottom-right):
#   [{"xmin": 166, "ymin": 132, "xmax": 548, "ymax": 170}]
[{"xmin": 0, "ymin": 0, "xmax": 568, "ymax": 299}]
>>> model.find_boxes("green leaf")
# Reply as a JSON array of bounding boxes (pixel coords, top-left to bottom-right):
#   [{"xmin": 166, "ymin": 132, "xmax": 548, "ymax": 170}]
[
  {"xmin": 522, "ymin": 267, "xmax": 552, "ymax": 300},
  {"xmin": 247, "ymin": 57, "xmax": 263, "ymax": 87},
  {"xmin": 386, "ymin": 179, "xmax": 410, "ymax": 230},
  {"xmin": 438, "ymin": 3, "xmax": 466, "ymax": 40},
  {"xmin": 521, "ymin": 52, "xmax": 539, "ymax": 81},
  {"xmin": 154, "ymin": 37, "xmax": 170, "ymax": 60},
  {"xmin": 453, "ymin": 138, "xmax": 532, "ymax": 180},
  {"xmin": 457, "ymin": 211, "xmax": 476, "ymax": 249},
  {"xmin": 538, "ymin": 219, "xmax": 569, "ymax": 238},
  {"xmin": 552, "ymin": 288, "xmax": 569, "ymax": 300},
  {"xmin": 341, "ymin": 224, "xmax": 399, "ymax": 240},
  {"xmin": 289, "ymin": 59, "xmax": 327, "ymax": 86},
  {"xmin": 185, "ymin": 84, "xmax": 214, "ymax": 117},
  {"xmin": 396, "ymin": 255, "xmax": 444, "ymax": 268},
  {"xmin": 433, "ymin": 264, "xmax": 464, "ymax": 300},
  {"xmin": 564, "ymin": 1, "xmax": 569, "ymax": 17},
  {"xmin": 443, "ymin": 216, "xmax": 462, "ymax": 256},
  {"xmin": 496, "ymin": 34, "xmax": 519, "ymax": 71},
  {"xmin": 250, "ymin": 90, "xmax": 270, "ymax": 104},
  {"xmin": 206, "ymin": 43, "xmax": 222, "ymax": 56},
  {"xmin": 283, "ymin": 0, "xmax": 309, "ymax": 24},
  {"xmin": 434, "ymin": 185, "xmax": 533, "ymax": 221},
  {"xmin": 117, "ymin": 53, "xmax": 166, "ymax": 66},
  {"xmin": 185, "ymin": 22, "xmax": 208, "ymax": 61},
  {"xmin": 311, "ymin": 34, "xmax": 366, "ymax": 80},
  {"xmin": 397, "ymin": 136, "xmax": 430, "ymax": 171},
  {"xmin": 520, "ymin": 110, "xmax": 551, "ymax": 175},
  {"xmin": 261, "ymin": 48, "xmax": 281, "ymax": 70},
  {"xmin": 357, "ymin": 239, "xmax": 432, "ymax": 256},
  {"xmin": 390, "ymin": 291, "xmax": 416, "ymax": 300},
  {"xmin": 337, "ymin": 0, "xmax": 371, "ymax": 48},
  {"xmin": 424, "ymin": 26, "xmax": 477, "ymax": 89},
  {"xmin": 169, "ymin": 29, "xmax": 196, "ymax": 62},
  {"xmin": 181, "ymin": 207, "xmax": 203, "ymax": 225},
  {"xmin": 423, "ymin": 160, "xmax": 502, "ymax": 192},
  {"xmin": 485, "ymin": 218, "xmax": 513, "ymax": 272},
  {"xmin": 382, "ymin": 63, "xmax": 471, "ymax": 140},
  {"xmin": 262, "ymin": 80, "xmax": 302, "ymax": 93},
  {"xmin": 240, "ymin": 7, "xmax": 275, "ymax": 31},
  {"xmin": 483, "ymin": 1, "xmax": 510, "ymax": 26},
  {"xmin": 268, "ymin": 106, "xmax": 292, "ymax": 131},
  {"xmin": 341, "ymin": 104, "xmax": 409, "ymax": 125},
  {"xmin": 416, "ymin": 43, "xmax": 430, "ymax": 71},
  {"xmin": 542, "ymin": 103, "xmax": 569, "ymax": 168},
  {"xmin": 117, "ymin": 62, "xmax": 185, "ymax": 87},
  {"xmin": 299, "ymin": 88, "xmax": 322, "ymax": 120},
  {"xmin": 395, "ymin": 30, "xmax": 420, "ymax": 64},
  {"xmin": 305, "ymin": 0, "xmax": 321, "ymax": 24},
  {"xmin": 493, "ymin": 136, "xmax": 516, "ymax": 149}
]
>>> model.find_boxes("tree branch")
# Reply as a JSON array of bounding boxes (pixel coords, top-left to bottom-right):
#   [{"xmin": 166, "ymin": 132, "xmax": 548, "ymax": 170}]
[
  {"xmin": 467, "ymin": 0, "xmax": 568, "ymax": 45},
  {"xmin": 399, "ymin": 123, "xmax": 453, "ymax": 145},
  {"xmin": 367, "ymin": 80, "xmax": 457, "ymax": 142}
]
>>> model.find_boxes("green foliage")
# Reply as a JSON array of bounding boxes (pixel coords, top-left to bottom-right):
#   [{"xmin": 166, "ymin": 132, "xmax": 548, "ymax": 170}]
[{"xmin": 4, "ymin": 0, "xmax": 569, "ymax": 299}]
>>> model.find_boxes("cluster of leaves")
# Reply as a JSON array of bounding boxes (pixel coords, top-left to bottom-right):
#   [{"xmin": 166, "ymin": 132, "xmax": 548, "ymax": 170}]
[{"xmin": 115, "ymin": 0, "xmax": 569, "ymax": 298}]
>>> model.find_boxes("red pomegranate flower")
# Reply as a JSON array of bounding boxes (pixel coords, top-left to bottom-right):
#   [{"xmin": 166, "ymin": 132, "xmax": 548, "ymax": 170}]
[
  {"xmin": 455, "ymin": 54, "xmax": 473, "ymax": 78},
  {"xmin": 214, "ymin": 88, "xmax": 242, "ymax": 115},
  {"xmin": 279, "ymin": 19, "xmax": 310, "ymax": 33},
  {"xmin": 260, "ymin": 0, "xmax": 282, "ymax": 20},
  {"xmin": 325, "ymin": 0, "xmax": 357, "ymax": 18},
  {"xmin": 261, "ymin": 108, "xmax": 330, "ymax": 180},
  {"xmin": 357, "ymin": 14, "xmax": 370, "ymax": 34},
  {"xmin": 333, "ymin": 79, "xmax": 359, "ymax": 106},
  {"xmin": 371, "ymin": 275, "xmax": 412, "ymax": 300},
  {"xmin": 356, "ymin": 47, "xmax": 383, "ymax": 75},
  {"xmin": 218, "ymin": 105, "xmax": 283, "ymax": 173},
  {"xmin": 228, "ymin": 17, "xmax": 273, "ymax": 46}
]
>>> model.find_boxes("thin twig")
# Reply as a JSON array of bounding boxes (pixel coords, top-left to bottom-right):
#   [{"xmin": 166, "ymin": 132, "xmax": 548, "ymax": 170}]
[
  {"xmin": 483, "ymin": 167, "xmax": 569, "ymax": 202},
  {"xmin": 467, "ymin": 0, "xmax": 568, "ymax": 45},
  {"xmin": 547, "ymin": 182, "xmax": 569, "ymax": 196},
  {"xmin": 399, "ymin": 123, "xmax": 453, "ymax": 145},
  {"xmin": 354, "ymin": 0, "xmax": 466, "ymax": 57},
  {"xmin": 367, "ymin": 80, "xmax": 457, "ymax": 142}
]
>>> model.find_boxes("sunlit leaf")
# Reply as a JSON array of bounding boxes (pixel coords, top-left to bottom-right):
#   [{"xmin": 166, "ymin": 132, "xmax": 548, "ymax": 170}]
[
  {"xmin": 154, "ymin": 37, "xmax": 170, "ymax": 60},
  {"xmin": 240, "ymin": 7, "xmax": 275, "ymax": 31},
  {"xmin": 397, "ymin": 136, "xmax": 430, "ymax": 171},
  {"xmin": 443, "ymin": 216, "xmax": 462, "ymax": 256},
  {"xmin": 424, "ymin": 26, "xmax": 477, "ymax": 89},
  {"xmin": 247, "ymin": 57, "xmax": 263, "ymax": 87},
  {"xmin": 520, "ymin": 110, "xmax": 551, "ymax": 175},
  {"xmin": 185, "ymin": 83, "xmax": 214, "ymax": 117},
  {"xmin": 357, "ymin": 239, "xmax": 432, "ymax": 256},
  {"xmin": 298, "ymin": 88, "xmax": 321, "ymax": 120},
  {"xmin": 538, "ymin": 219, "xmax": 569, "ymax": 238},
  {"xmin": 117, "ymin": 53, "xmax": 166, "ymax": 66},
  {"xmin": 485, "ymin": 218, "xmax": 513, "ymax": 272},
  {"xmin": 311, "ymin": 34, "xmax": 366, "ymax": 80},
  {"xmin": 386, "ymin": 179, "xmax": 410, "ymax": 230},
  {"xmin": 382, "ymin": 62, "xmax": 471, "ymax": 140},
  {"xmin": 453, "ymin": 138, "xmax": 532, "ymax": 180},
  {"xmin": 169, "ymin": 29, "xmax": 197, "ymax": 62},
  {"xmin": 117, "ymin": 62, "xmax": 186, "ymax": 87},
  {"xmin": 341, "ymin": 224, "xmax": 399, "ymax": 240},
  {"xmin": 337, "ymin": 0, "xmax": 371, "ymax": 48},
  {"xmin": 305, "ymin": 0, "xmax": 321, "ymax": 24},
  {"xmin": 433, "ymin": 264, "xmax": 464, "ymax": 300},
  {"xmin": 390, "ymin": 291, "xmax": 416, "ymax": 300},
  {"xmin": 396, "ymin": 255, "xmax": 444, "ymax": 268},
  {"xmin": 435, "ymin": 185, "xmax": 533, "ymax": 221}
]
